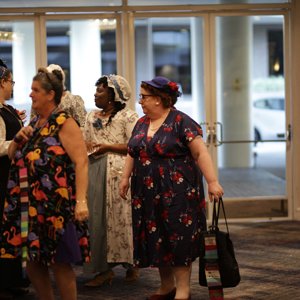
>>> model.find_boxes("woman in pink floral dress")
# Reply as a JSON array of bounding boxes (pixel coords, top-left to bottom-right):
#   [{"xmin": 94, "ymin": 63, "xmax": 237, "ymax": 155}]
[{"xmin": 120, "ymin": 76, "xmax": 224, "ymax": 300}]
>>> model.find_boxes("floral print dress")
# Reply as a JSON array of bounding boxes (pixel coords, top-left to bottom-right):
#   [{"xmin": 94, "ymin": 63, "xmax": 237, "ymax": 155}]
[
  {"xmin": 83, "ymin": 107, "xmax": 138, "ymax": 268},
  {"xmin": 128, "ymin": 109, "xmax": 206, "ymax": 267},
  {"xmin": 0, "ymin": 111, "xmax": 90, "ymax": 267}
]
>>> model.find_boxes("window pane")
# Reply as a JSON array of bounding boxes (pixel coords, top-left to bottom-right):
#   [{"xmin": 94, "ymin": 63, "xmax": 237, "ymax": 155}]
[
  {"xmin": 0, "ymin": 21, "xmax": 36, "ymax": 124},
  {"xmin": 46, "ymin": 19, "xmax": 117, "ymax": 110},
  {"xmin": 215, "ymin": 15, "xmax": 286, "ymax": 217},
  {"xmin": 134, "ymin": 17, "xmax": 205, "ymax": 126}
]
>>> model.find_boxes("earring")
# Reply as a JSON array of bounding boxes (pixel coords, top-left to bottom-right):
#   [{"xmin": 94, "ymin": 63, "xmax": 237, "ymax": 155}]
[
  {"xmin": 108, "ymin": 101, "xmax": 111, "ymax": 104},
  {"xmin": 156, "ymin": 102, "xmax": 159, "ymax": 105}
]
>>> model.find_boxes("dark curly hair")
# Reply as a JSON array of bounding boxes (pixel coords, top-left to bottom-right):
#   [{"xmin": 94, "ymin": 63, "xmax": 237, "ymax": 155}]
[{"xmin": 95, "ymin": 76, "xmax": 126, "ymax": 126}]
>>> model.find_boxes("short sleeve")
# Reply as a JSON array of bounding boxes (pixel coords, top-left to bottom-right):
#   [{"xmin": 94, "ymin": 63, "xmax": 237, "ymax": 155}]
[
  {"xmin": 177, "ymin": 112, "xmax": 203, "ymax": 144},
  {"xmin": 124, "ymin": 109, "xmax": 139, "ymax": 139}
]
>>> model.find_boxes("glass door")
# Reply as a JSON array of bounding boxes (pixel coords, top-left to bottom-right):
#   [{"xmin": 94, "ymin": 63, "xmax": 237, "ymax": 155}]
[
  {"xmin": 211, "ymin": 14, "xmax": 289, "ymax": 220},
  {"xmin": 132, "ymin": 12, "xmax": 290, "ymax": 221}
]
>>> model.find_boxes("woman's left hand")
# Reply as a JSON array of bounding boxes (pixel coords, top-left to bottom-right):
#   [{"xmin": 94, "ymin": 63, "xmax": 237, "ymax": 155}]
[
  {"xmin": 75, "ymin": 200, "xmax": 89, "ymax": 222},
  {"xmin": 207, "ymin": 181, "xmax": 224, "ymax": 202},
  {"xmin": 94, "ymin": 143, "xmax": 109, "ymax": 155}
]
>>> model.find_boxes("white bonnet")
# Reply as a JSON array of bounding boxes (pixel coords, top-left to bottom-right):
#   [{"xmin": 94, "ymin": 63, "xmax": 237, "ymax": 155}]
[
  {"xmin": 106, "ymin": 74, "xmax": 131, "ymax": 102},
  {"xmin": 46, "ymin": 64, "xmax": 66, "ymax": 87}
]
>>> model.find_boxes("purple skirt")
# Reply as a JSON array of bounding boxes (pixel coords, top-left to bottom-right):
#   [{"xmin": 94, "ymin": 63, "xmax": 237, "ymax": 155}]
[{"xmin": 55, "ymin": 222, "xmax": 82, "ymax": 264}]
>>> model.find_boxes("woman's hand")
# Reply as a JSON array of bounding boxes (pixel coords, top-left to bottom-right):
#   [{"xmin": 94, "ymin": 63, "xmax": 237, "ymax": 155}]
[
  {"xmin": 75, "ymin": 199, "xmax": 89, "ymax": 222},
  {"xmin": 94, "ymin": 143, "xmax": 110, "ymax": 155},
  {"xmin": 207, "ymin": 181, "xmax": 224, "ymax": 202},
  {"xmin": 119, "ymin": 177, "xmax": 130, "ymax": 200},
  {"xmin": 14, "ymin": 125, "xmax": 34, "ymax": 143},
  {"xmin": 16, "ymin": 109, "xmax": 27, "ymax": 122}
]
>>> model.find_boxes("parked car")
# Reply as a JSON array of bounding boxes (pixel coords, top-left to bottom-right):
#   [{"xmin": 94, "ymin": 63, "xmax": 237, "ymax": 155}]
[{"xmin": 253, "ymin": 96, "xmax": 285, "ymax": 141}]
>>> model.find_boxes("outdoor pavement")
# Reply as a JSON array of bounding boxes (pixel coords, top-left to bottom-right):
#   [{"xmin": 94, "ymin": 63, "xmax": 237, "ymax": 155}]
[{"xmin": 9, "ymin": 220, "xmax": 300, "ymax": 299}]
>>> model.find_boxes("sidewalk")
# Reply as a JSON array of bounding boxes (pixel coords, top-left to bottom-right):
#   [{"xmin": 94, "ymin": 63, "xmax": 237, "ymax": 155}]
[{"xmin": 20, "ymin": 221, "xmax": 300, "ymax": 299}]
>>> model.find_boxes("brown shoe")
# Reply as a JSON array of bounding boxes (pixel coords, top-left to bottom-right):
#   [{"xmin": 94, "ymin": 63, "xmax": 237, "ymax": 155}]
[
  {"xmin": 147, "ymin": 288, "xmax": 176, "ymax": 300},
  {"xmin": 124, "ymin": 268, "xmax": 140, "ymax": 283},
  {"xmin": 84, "ymin": 270, "xmax": 114, "ymax": 287}
]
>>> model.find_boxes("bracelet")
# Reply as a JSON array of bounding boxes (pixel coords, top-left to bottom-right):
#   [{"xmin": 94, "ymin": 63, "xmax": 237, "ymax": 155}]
[
  {"xmin": 13, "ymin": 135, "xmax": 23, "ymax": 144},
  {"xmin": 76, "ymin": 199, "xmax": 87, "ymax": 204}
]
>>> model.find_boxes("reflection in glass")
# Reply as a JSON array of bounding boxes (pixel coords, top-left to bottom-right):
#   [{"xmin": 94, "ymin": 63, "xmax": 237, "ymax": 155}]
[
  {"xmin": 215, "ymin": 15, "xmax": 286, "ymax": 218},
  {"xmin": 134, "ymin": 17, "xmax": 205, "ymax": 123}
]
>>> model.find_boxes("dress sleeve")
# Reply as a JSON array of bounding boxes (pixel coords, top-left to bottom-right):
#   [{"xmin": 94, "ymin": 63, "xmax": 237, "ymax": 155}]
[
  {"xmin": 125, "ymin": 109, "xmax": 139, "ymax": 140},
  {"xmin": 82, "ymin": 110, "xmax": 94, "ymax": 142},
  {"xmin": 0, "ymin": 116, "xmax": 11, "ymax": 157},
  {"xmin": 178, "ymin": 112, "xmax": 203, "ymax": 144},
  {"xmin": 71, "ymin": 95, "xmax": 87, "ymax": 128}
]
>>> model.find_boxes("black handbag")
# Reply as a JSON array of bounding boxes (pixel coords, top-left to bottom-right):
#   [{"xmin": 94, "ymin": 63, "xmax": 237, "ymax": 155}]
[{"xmin": 199, "ymin": 198, "xmax": 241, "ymax": 289}]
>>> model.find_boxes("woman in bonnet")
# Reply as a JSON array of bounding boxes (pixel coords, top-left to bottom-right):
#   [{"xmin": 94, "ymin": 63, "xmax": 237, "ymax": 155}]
[{"xmin": 83, "ymin": 74, "xmax": 139, "ymax": 286}]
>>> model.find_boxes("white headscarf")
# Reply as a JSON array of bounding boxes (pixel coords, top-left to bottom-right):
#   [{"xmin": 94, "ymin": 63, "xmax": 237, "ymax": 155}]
[{"xmin": 106, "ymin": 74, "xmax": 131, "ymax": 102}]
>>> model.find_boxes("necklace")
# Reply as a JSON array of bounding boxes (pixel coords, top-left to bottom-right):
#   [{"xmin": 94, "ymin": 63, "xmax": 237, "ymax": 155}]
[
  {"xmin": 149, "ymin": 123, "xmax": 161, "ymax": 131},
  {"xmin": 148, "ymin": 109, "xmax": 171, "ymax": 132},
  {"xmin": 101, "ymin": 107, "xmax": 114, "ymax": 116}
]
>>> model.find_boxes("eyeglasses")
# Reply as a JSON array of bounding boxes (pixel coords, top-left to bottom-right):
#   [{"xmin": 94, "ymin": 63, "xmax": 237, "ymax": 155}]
[
  {"xmin": 6, "ymin": 79, "xmax": 15, "ymax": 86},
  {"xmin": 139, "ymin": 94, "xmax": 154, "ymax": 101}
]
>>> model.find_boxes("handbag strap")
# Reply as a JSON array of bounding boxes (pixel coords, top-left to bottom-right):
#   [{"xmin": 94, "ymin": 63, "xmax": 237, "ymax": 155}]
[{"xmin": 212, "ymin": 198, "xmax": 230, "ymax": 235}]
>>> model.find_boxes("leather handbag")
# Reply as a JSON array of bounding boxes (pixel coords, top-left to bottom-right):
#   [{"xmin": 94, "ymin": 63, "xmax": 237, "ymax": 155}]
[{"xmin": 199, "ymin": 198, "xmax": 241, "ymax": 289}]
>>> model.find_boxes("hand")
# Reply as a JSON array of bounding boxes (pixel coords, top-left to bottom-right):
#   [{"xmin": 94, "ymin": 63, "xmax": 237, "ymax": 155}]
[
  {"xmin": 119, "ymin": 177, "xmax": 130, "ymax": 200},
  {"xmin": 94, "ymin": 143, "xmax": 109, "ymax": 155},
  {"xmin": 207, "ymin": 181, "xmax": 224, "ymax": 202},
  {"xmin": 15, "ymin": 126, "xmax": 34, "ymax": 143},
  {"xmin": 75, "ymin": 200, "xmax": 89, "ymax": 222},
  {"xmin": 17, "ymin": 109, "xmax": 27, "ymax": 121},
  {"xmin": 86, "ymin": 141, "xmax": 96, "ymax": 155}
]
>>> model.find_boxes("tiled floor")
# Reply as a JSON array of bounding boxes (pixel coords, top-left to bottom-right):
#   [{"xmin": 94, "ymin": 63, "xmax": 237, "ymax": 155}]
[{"xmin": 17, "ymin": 220, "xmax": 300, "ymax": 300}]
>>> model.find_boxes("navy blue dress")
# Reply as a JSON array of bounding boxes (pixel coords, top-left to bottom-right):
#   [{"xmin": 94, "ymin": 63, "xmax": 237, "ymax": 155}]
[{"xmin": 128, "ymin": 109, "xmax": 206, "ymax": 268}]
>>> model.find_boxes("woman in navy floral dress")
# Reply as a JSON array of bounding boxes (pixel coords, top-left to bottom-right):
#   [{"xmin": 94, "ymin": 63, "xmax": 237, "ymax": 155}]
[{"xmin": 120, "ymin": 76, "xmax": 223, "ymax": 300}]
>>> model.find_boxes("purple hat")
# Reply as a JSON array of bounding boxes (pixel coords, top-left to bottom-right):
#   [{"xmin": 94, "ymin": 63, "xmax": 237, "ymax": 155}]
[
  {"xmin": 142, "ymin": 76, "xmax": 181, "ymax": 97},
  {"xmin": 142, "ymin": 76, "xmax": 169, "ymax": 89}
]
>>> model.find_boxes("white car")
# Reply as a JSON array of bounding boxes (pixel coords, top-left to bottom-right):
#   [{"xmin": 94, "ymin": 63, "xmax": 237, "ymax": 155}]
[{"xmin": 253, "ymin": 96, "xmax": 285, "ymax": 141}]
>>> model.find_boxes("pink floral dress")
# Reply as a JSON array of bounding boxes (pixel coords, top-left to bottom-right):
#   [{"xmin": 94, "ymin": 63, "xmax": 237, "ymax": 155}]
[{"xmin": 128, "ymin": 109, "xmax": 206, "ymax": 267}]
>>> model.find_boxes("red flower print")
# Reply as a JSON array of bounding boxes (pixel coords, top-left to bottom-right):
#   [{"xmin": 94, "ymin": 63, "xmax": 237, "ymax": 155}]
[
  {"xmin": 140, "ymin": 150, "xmax": 150, "ymax": 166},
  {"xmin": 175, "ymin": 114, "xmax": 182, "ymax": 123},
  {"xmin": 179, "ymin": 213, "xmax": 193, "ymax": 227},
  {"xmin": 186, "ymin": 130, "xmax": 195, "ymax": 141},
  {"xmin": 171, "ymin": 171, "xmax": 184, "ymax": 184},
  {"xmin": 147, "ymin": 220, "xmax": 157, "ymax": 233},
  {"xmin": 144, "ymin": 176, "xmax": 154, "ymax": 189},
  {"xmin": 132, "ymin": 198, "xmax": 142, "ymax": 209},
  {"xmin": 186, "ymin": 188, "xmax": 196, "ymax": 200},
  {"xmin": 154, "ymin": 143, "xmax": 165, "ymax": 155},
  {"xmin": 159, "ymin": 167, "xmax": 164, "ymax": 177},
  {"xmin": 163, "ymin": 125, "xmax": 172, "ymax": 132}
]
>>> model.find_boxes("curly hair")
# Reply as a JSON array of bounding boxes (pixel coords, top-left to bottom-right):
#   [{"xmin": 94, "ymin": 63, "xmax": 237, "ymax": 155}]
[
  {"xmin": 141, "ymin": 82, "xmax": 178, "ymax": 108},
  {"xmin": 33, "ymin": 67, "xmax": 64, "ymax": 105}
]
